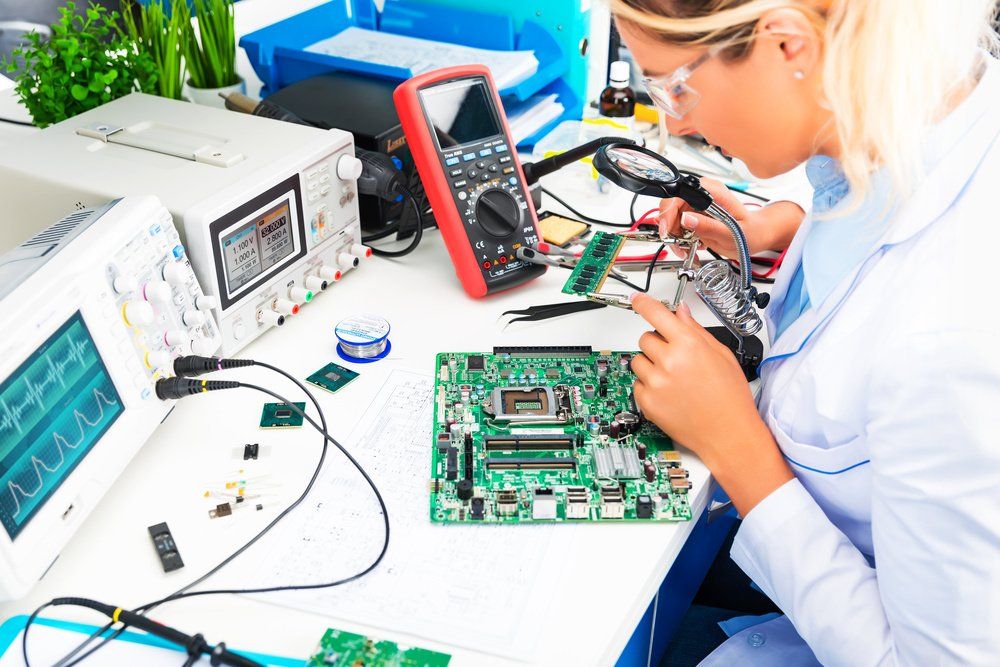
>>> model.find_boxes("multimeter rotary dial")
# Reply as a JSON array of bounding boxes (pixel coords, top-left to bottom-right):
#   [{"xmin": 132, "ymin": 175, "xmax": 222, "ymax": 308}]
[{"xmin": 468, "ymin": 182, "xmax": 525, "ymax": 238}]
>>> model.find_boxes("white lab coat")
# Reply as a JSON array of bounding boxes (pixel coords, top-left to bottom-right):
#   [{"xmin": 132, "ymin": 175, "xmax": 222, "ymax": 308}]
[{"xmin": 701, "ymin": 60, "xmax": 1000, "ymax": 665}]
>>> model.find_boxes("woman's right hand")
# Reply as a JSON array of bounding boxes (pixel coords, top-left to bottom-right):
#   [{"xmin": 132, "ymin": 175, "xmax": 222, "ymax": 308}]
[{"xmin": 658, "ymin": 177, "xmax": 804, "ymax": 258}]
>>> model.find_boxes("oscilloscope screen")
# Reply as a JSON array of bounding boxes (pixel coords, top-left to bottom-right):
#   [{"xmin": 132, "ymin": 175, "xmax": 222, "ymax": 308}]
[{"xmin": 0, "ymin": 312, "xmax": 123, "ymax": 540}]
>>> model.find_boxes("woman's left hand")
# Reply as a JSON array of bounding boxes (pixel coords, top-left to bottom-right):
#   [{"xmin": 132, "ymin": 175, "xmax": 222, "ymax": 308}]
[{"xmin": 629, "ymin": 293, "xmax": 794, "ymax": 514}]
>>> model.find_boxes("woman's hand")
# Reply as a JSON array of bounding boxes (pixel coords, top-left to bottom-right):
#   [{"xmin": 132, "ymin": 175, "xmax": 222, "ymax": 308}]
[
  {"xmin": 658, "ymin": 177, "xmax": 803, "ymax": 258},
  {"xmin": 629, "ymin": 293, "xmax": 794, "ymax": 515}
]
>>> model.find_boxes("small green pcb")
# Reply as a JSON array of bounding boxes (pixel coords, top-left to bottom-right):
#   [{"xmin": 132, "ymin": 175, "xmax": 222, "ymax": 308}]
[
  {"xmin": 259, "ymin": 401, "xmax": 306, "ymax": 429},
  {"xmin": 561, "ymin": 231, "xmax": 625, "ymax": 296},
  {"xmin": 306, "ymin": 361, "xmax": 359, "ymax": 394},
  {"xmin": 307, "ymin": 628, "xmax": 451, "ymax": 667},
  {"xmin": 431, "ymin": 347, "xmax": 693, "ymax": 524}
]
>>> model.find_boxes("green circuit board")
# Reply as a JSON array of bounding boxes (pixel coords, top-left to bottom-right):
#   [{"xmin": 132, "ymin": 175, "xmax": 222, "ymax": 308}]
[
  {"xmin": 561, "ymin": 231, "xmax": 625, "ymax": 296},
  {"xmin": 430, "ymin": 346, "xmax": 692, "ymax": 523},
  {"xmin": 307, "ymin": 628, "xmax": 451, "ymax": 666}
]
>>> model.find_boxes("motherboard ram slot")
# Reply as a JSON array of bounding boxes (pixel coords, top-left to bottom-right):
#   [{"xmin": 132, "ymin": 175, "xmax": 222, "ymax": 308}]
[
  {"xmin": 492, "ymin": 346, "xmax": 593, "ymax": 358},
  {"xmin": 483, "ymin": 434, "xmax": 575, "ymax": 451},
  {"xmin": 485, "ymin": 457, "xmax": 578, "ymax": 470}
]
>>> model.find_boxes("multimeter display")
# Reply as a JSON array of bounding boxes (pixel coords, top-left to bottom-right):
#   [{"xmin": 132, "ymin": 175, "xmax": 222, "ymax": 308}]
[{"xmin": 421, "ymin": 80, "xmax": 502, "ymax": 149}]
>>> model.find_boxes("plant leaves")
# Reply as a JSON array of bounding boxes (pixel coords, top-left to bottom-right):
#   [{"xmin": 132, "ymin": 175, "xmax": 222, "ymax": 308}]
[{"xmin": 70, "ymin": 84, "xmax": 89, "ymax": 101}]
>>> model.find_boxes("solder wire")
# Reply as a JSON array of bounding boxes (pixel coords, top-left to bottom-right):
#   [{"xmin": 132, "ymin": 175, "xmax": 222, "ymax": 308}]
[{"xmin": 338, "ymin": 337, "xmax": 389, "ymax": 359}]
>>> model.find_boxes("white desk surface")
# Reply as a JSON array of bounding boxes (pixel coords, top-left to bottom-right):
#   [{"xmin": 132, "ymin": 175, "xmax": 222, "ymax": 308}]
[{"xmin": 0, "ymin": 182, "xmax": 726, "ymax": 666}]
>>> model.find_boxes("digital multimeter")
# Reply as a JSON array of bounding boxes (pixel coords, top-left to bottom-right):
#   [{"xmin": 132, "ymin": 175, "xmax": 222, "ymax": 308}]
[{"xmin": 394, "ymin": 65, "xmax": 545, "ymax": 297}]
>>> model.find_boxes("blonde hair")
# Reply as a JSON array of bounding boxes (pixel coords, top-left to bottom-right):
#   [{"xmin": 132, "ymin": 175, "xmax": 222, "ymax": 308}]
[{"xmin": 611, "ymin": 0, "xmax": 1000, "ymax": 202}]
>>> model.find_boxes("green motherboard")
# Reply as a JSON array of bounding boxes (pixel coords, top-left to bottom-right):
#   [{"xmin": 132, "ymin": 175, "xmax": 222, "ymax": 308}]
[
  {"xmin": 430, "ymin": 347, "xmax": 692, "ymax": 523},
  {"xmin": 307, "ymin": 628, "xmax": 451, "ymax": 666}
]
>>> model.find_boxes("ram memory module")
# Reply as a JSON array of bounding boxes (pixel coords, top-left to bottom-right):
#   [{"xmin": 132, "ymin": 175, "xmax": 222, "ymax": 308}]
[{"xmin": 561, "ymin": 231, "xmax": 626, "ymax": 296}]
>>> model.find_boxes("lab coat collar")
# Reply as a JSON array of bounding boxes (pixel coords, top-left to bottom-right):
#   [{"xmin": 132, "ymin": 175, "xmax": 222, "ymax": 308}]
[{"xmin": 761, "ymin": 57, "xmax": 1000, "ymax": 369}]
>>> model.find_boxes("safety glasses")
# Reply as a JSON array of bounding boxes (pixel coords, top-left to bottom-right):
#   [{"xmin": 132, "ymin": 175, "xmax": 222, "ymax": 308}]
[{"xmin": 642, "ymin": 46, "xmax": 721, "ymax": 119}]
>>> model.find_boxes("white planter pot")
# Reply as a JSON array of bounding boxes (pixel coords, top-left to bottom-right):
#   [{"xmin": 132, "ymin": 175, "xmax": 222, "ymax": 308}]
[{"xmin": 184, "ymin": 76, "xmax": 245, "ymax": 108}]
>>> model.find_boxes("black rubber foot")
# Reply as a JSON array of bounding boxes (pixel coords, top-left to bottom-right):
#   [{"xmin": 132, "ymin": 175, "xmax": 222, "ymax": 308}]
[{"xmin": 705, "ymin": 327, "xmax": 764, "ymax": 382}]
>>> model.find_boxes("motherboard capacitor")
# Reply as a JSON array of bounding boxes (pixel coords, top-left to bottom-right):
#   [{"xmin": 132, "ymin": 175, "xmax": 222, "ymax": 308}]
[
  {"xmin": 456, "ymin": 478, "xmax": 474, "ymax": 501},
  {"xmin": 637, "ymin": 442, "xmax": 647, "ymax": 460},
  {"xmin": 643, "ymin": 461, "xmax": 656, "ymax": 482},
  {"xmin": 609, "ymin": 420, "xmax": 621, "ymax": 438}
]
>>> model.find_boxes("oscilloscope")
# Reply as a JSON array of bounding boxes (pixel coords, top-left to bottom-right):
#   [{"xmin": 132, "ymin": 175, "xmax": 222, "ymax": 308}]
[
  {"xmin": 0, "ymin": 196, "xmax": 219, "ymax": 601},
  {"xmin": 0, "ymin": 93, "xmax": 369, "ymax": 354}
]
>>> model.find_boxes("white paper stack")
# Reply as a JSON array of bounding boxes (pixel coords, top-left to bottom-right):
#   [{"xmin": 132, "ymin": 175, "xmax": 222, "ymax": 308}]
[
  {"xmin": 505, "ymin": 93, "xmax": 565, "ymax": 144},
  {"xmin": 307, "ymin": 26, "xmax": 539, "ymax": 90}
]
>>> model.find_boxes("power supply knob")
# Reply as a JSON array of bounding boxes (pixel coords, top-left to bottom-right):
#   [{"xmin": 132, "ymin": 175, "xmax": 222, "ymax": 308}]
[
  {"xmin": 318, "ymin": 265, "xmax": 342, "ymax": 282},
  {"xmin": 145, "ymin": 350, "xmax": 172, "ymax": 370},
  {"xmin": 336, "ymin": 154, "xmax": 364, "ymax": 181},
  {"xmin": 350, "ymin": 244, "xmax": 373, "ymax": 259},
  {"xmin": 113, "ymin": 275, "xmax": 138, "ymax": 294},
  {"xmin": 163, "ymin": 330, "xmax": 190, "ymax": 347},
  {"xmin": 337, "ymin": 253, "xmax": 360, "ymax": 271},
  {"xmin": 162, "ymin": 261, "xmax": 188, "ymax": 285},
  {"xmin": 195, "ymin": 294, "xmax": 217, "ymax": 311},
  {"xmin": 144, "ymin": 280, "xmax": 172, "ymax": 303},
  {"xmin": 304, "ymin": 275, "xmax": 328, "ymax": 292},
  {"xmin": 257, "ymin": 309, "xmax": 285, "ymax": 327},
  {"xmin": 182, "ymin": 310, "xmax": 206, "ymax": 327},
  {"xmin": 123, "ymin": 301, "xmax": 154, "ymax": 327},
  {"xmin": 273, "ymin": 298, "xmax": 299, "ymax": 316},
  {"xmin": 289, "ymin": 286, "xmax": 313, "ymax": 304},
  {"xmin": 190, "ymin": 337, "xmax": 217, "ymax": 356}
]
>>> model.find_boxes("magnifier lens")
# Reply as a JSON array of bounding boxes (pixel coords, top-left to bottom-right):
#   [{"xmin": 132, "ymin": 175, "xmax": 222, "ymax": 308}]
[{"xmin": 605, "ymin": 147, "xmax": 678, "ymax": 183}]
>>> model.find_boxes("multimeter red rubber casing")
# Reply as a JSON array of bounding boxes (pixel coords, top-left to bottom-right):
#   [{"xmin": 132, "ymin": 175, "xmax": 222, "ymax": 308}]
[{"xmin": 394, "ymin": 65, "xmax": 544, "ymax": 298}]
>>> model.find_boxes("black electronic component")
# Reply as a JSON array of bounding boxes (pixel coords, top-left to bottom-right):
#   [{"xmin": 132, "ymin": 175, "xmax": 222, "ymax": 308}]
[
  {"xmin": 148, "ymin": 522, "xmax": 184, "ymax": 573},
  {"xmin": 446, "ymin": 446, "xmax": 458, "ymax": 481},
  {"xmin": 456, "ymin": 479, "xmax": 474, "ymax": 502},
  {"xmin": 636, "ymin": 495, "xmax": 654, "ymax": 519},
  {"xmin": 463, "ymin": 432, "xmax": 474, "ymax": 481},
  {"xmin": 243, "ymin": 443, "xmax": 260, "ymax": 461},
  {"xmin": 470, "ymin": 497, "xmax": 485, "ymax": 520},
  {"xmin": 485, "ymin": 457, "xmax": 577, "ymax": 470},
  {"xmin": 493, "ymin": 345, "xmax": 593, "ymax": 358},
  {"xmin": 483, "ymin": 434, "xmax": 575, "ymax": 451},
  {"xmin": 467, "ymin": 355, "xmax": 485, "ymax": 371}
]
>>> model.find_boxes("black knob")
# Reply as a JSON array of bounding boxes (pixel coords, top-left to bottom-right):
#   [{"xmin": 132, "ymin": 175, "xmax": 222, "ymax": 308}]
[
  {"xmin": 456, "ymin": 479, "xmax": 474, "ymax": 501},
  {"xmin": 475, "ymin": 189, "xmax": 521, "ymax": 238}
]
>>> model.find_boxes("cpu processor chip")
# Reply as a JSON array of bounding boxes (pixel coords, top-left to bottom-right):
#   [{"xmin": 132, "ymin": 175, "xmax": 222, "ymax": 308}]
[
  {"xmin": 305, "ymin": 362, "xmax": 359, "ymax": 394},
  {"xmin": 260, "ymin": 401, "xmax": 306, "ymax": 428}
]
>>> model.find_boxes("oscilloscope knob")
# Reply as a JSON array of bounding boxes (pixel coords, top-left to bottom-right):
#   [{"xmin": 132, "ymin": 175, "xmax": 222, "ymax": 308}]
[
  {"xmin": 194, "ymin": 294, "xmax": 217, "ymax": 311},
  {"xmin": 475, "ymin": 189, "xmax": 522, "ymax": 238},
  {"xmin": 337, "ymin": 154, "xmax": 364, "ymax": 181},
  {"xmin": 190, "ymin": 336, "xmax": 217, "ymax": 356},
  {"xmin": 162, "ymin": 261, "xmax": 189, "ymax": 285},
  {"xmin": 113, "ymin": 275, "xmax": 138, "ymax": 294},
  {"xmin": 123, "ymin": 301, "xmax": 154, "ymax": 327},
  {"xmin": 181, "ymin": 310, "xmax": 206, "ymax": 327},
  {"xmin": 146, "ymin": 350, "xmax": 172, "ymax": 369},
  {"xmin": 144, "ymin": 280, "xmax": 172, "ymax": 303},
  {"xmin": 163, "ymin": 330, "xmax": 190, "ymax": 347}
]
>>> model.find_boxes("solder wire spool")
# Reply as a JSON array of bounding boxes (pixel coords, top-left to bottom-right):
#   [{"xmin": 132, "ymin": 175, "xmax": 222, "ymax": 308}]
[{"xmin": 334, "ymin": 314, "xmax": 392, "ymax": 363}]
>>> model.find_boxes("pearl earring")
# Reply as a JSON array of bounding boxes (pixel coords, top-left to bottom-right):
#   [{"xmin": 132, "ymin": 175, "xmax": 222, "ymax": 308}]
[{"xmin": 793, "ymin": 70, "xmax": 805, "ymax": 80}]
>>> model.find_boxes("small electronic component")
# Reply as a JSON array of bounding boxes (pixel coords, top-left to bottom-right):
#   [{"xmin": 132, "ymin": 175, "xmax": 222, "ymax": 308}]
[
  {"xmin": 306, "ymin": 362, "xmax": 359, "ymax": 394},
  {"xmin": 243, "ymin": 443, "xmax": 259, "ymax": 460},
  {"xmin": 148, "ymin": 522, "xmax": 184, "ymax": 573},
  {"xmin": 260, "ymin": 401, "xmax": 306, "ymax": 429},
  {"xmin": 209, "ymin": 497, "xmax": 265, "ymax": 519},
  {"xmin": 536, "ymin": 211, "xmax": 590, "ymax": 247},
  {"xmin": 307, "ymin": 627, "xmax": 451, "ymax": 666},
  {"xmin": 430, "ymin": 348, "xmax": 692, "ymax": 524},
  {"xmin": 561, "ymin": 231, "xmax": 626, "ymax": 296}
]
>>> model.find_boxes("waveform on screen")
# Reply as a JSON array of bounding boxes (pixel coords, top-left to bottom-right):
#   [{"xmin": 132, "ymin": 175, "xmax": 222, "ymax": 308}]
[
  {"xmin": 3, "ymin": 387, "xmax": 119, "ymax": 519},
  {"xmin": 0, "ymin": 332, "xmax": 91, "ymax": 438}
]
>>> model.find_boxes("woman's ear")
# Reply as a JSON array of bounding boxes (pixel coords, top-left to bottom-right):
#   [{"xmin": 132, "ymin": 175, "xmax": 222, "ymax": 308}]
[{"xmin": 756, "ymin": 8, "xmax": 822, "ymax": 78}]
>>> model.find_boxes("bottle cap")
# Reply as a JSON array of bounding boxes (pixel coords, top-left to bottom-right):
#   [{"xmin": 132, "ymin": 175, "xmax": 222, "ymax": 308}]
[{"xmin": 610, "ymin": 60, "xmax": 630, "ymax": 87}]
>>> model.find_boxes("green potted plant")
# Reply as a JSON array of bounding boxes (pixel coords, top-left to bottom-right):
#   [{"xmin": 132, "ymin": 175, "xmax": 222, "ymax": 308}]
[
  {"xmin": 121, "ymin": 0, "xmax": 187, "ymax": 101},
  {"xmin": 181, "ymin": 0, "xmax": 243, "ymax": 107},
  {"xmin": 2, "ymin": 1, "xmax": 157, "ymax": 127}
]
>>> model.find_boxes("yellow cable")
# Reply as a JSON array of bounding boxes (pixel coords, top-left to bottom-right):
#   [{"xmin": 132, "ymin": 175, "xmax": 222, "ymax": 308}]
[{"xmin": 112, "ymin": 607, "xmax": 122, "ymax": 624}]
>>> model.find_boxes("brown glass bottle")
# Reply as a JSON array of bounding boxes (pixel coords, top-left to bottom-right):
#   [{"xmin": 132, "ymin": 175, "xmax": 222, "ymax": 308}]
[{"xmin": 599, "ymin": 60, "xmax": 635, "ymax": 119}]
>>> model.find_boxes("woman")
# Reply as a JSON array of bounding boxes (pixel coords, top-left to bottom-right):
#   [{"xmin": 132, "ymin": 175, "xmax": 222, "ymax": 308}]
[{"xmin": 610, "ymin": 0, "xmax": 1000, "ymax": 664}]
